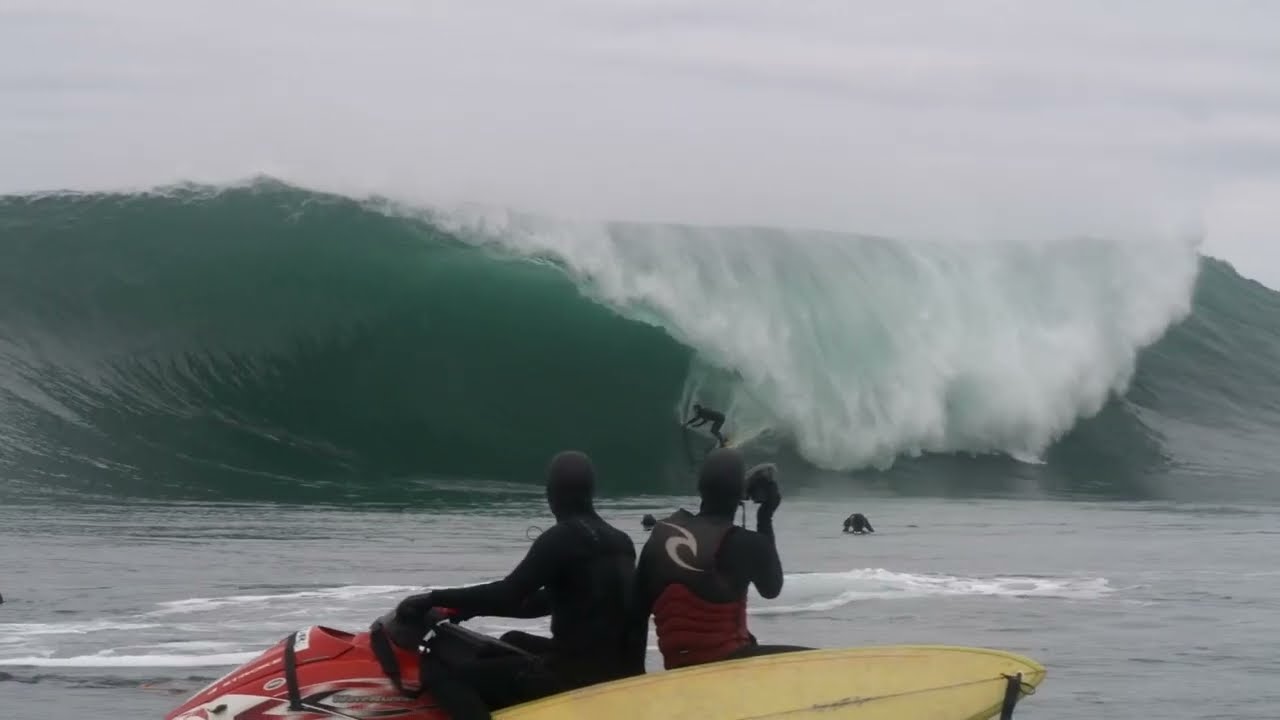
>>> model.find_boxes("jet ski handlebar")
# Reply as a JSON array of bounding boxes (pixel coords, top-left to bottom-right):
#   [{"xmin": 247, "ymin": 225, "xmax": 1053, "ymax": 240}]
[
  {"xmin": 427, "ymin": 606, "xmax": 462, "ymax": 623},
  {"xmin": 373, "ymin": 605, "xmax": 537, "ymax": 660},
  {"xmin": 372, "ymin": 606, "xmax": 461, "ymax": 649}
]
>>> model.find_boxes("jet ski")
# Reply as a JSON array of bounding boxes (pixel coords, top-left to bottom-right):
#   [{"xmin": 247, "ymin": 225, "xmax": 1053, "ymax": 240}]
[
  {"xmin": 166, "ymin": 605, "xmax": 1048, "ymax": 720},
  {"xmin": 166, "ymin": 607, "xmax": 529, "ymax": 720}
]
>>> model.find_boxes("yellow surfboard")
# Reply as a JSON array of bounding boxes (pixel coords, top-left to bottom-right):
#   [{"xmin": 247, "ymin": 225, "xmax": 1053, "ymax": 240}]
[{"xmin": 496, "ymin": 645, "xmax": 1045, "ymax": 720}]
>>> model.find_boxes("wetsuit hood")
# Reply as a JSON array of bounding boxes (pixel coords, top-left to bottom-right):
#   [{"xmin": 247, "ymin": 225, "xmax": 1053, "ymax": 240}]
[
  {"xmin": 546, "ymin": 450, "xmax": 595, "ymax": 519},
  {"xmin": 698, "ymin": 447, "xmax": 746, "ymax": 517}
]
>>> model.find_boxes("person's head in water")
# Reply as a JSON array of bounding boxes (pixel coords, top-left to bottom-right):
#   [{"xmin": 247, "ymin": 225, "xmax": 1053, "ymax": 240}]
[
  {"xmin": 641, "ymin": 513, "xmax": 657, "ymax": 531},
  {"xmin": 546, "ymin": 450, "xmax": 595, "ymax": 519},
  {"xmin": 698, "ymin": 447, "xmax": 747, "ymax": 517}
]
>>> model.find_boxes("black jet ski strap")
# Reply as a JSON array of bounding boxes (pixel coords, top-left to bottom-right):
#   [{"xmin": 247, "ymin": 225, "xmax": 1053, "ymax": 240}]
[
  {"xmin": 999, "ymin": 672, "xmax": 1035, "ymax": 719},
  {"xmin": 368, "ymin": 623, "xmax": 419, "ymax": 697},
  {"xmin": 282, "ymin": 631, "xmax": 303, "ymax": 711},
  {"xmin": 367, "ymin": 619, "xmax": 494, "ymax": 720}
]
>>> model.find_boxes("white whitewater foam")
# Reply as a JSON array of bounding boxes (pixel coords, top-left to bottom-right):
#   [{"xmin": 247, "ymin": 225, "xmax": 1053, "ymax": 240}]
[
  {"xmin": 0, "ymin": 621, "xmax": 164, "ymax": 637},
  {"xmin": 146, "ymin": 584, "xmax": 418, "ymax": 617},
  {"xmin": 435, "ymin": 207, "xmax": 1200, "ymax": 470},
  {"xmin": 0, "ymin": 572, "xmax": 1111, "ymax": 667},
  {"xmin": 0, "ymin": 652, "xmax": 261, "ymax": 668},
  {"xmin": 751, "ymin": 568, "xmax": 1114, "ymax": 615}
]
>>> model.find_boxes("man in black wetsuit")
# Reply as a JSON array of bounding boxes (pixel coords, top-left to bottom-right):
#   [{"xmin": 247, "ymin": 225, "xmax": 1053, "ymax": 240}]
[
  {"xmin": 684, "ymin": 403, "xmax": 728, "ymax": 447},
  {"xmin": 387, "ymin": 451, "xmax": 636, "ymax": 709},
  {"xmin": 624, "ymin": 448, "xmax": 807, "ymax": 671},
  {"xmin": 843, "ymin": 512, "xmax": 874, "ymax": 534}
]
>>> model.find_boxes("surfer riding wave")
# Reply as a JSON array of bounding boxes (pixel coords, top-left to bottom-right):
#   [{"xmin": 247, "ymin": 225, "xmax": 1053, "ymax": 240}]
[{"xmin": 684, "ymin": 404, "xmax": 728, "ymax": 447}]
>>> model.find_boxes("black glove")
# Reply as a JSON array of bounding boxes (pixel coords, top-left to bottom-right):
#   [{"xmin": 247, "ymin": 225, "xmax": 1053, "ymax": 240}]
[
  {"xmin": 369, "ymin": 592, "xmax": 436, "ymax": 650},
  {"xmin": 394, "ymin": 592, "xmax": 436, "ymax": 622}
]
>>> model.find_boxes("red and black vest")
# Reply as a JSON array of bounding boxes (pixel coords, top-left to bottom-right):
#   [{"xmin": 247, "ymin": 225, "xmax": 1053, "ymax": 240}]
[{"xmin": 645, "ymin": 509, "xmax": 752, "ymax": 669}]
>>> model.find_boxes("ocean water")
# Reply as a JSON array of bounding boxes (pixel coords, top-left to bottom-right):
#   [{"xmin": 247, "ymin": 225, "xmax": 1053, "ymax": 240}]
[
  {"xmin": 3, "ymin": 494, "xmax": 1278, "ymax": 719},
  {"xmin": 3, "ymin": 180, "xmax": 1280, "ymax": 718}
]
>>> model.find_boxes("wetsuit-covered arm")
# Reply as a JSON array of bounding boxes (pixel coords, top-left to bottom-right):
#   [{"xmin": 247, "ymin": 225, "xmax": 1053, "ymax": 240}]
[
  {"xmin": 509, "ymin": 588, "xmax": 552, "ymax": 618},
  {"xmin": 620, "ymin": 542, "xmax": 657, "ymax": 675},
  {"xmin": 751, "ymin": 486, "xmax": 783, "ymax": 597},
  {"xmin": 718, "ymin": 520, "xmax": 783, "ymax": 600},
  {"xmin": 743, "ymin": 528, "xmax": 783, "ymax": 599},
  {"xmin": 428, "ymin": 527, "xmax": 571, "ymax": 618},
  {"xmin": 756, "ymin": 505, "xmax": 777, "ymax": 541}
]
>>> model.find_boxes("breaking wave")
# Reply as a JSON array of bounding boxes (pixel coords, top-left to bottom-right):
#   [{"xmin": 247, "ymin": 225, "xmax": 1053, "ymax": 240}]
[{"xmin": 2, "ymin": 178, "xmax": 1275, "ymax": 500}]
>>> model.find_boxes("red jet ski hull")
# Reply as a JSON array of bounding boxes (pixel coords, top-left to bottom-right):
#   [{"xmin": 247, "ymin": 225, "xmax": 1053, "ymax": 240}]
[{"xmin": 166, "ymin": 625, "xmax": 449, "ymax": 720}]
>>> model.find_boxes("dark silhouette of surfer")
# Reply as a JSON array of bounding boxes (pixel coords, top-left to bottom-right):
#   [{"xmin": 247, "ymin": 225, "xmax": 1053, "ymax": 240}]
[
  {"xmin": 684, "ymin": 404, "xmax": 727, "ymax": 447},
  {"xmin": 843, "ymin": 513, "xmax": 874, "ymax": 534},
  {"xmin": 641, "ymin": 514, "xmax": 657, "ymax": 532},
  {"xmin": 386, "ymin": 450, "xmax": 636, "ymax": 708}
]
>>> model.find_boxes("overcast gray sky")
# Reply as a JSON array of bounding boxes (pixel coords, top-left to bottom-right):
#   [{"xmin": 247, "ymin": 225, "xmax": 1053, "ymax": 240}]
[{"xmin": 3, "ymin": 1, "xmax": 1279, "ymax": 284}]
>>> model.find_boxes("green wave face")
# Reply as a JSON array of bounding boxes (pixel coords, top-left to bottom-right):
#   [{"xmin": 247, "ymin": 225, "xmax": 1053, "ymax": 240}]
[{"xmin": 0, "ymin": 183, "xmax": 693, "ymax": 501}]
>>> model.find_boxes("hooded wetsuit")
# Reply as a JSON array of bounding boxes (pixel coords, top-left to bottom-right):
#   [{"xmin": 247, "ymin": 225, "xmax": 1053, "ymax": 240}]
[
  {"xmin": 418, "ymin": 452, "xmax": 636, "ymax": 708},
  {"xmin": 843, "ymin": 513, "xmax": 874, "ymax": 533},
  {"xmin": 625, "ymin": 448, "xmax": 801, "ymax": 671}
]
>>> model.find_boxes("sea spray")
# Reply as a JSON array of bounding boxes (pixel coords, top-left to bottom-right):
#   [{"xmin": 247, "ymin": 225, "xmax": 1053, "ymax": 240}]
[{"xmin": 441, "ymin": 207, "xmax": 1201, "ymax": 469}]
